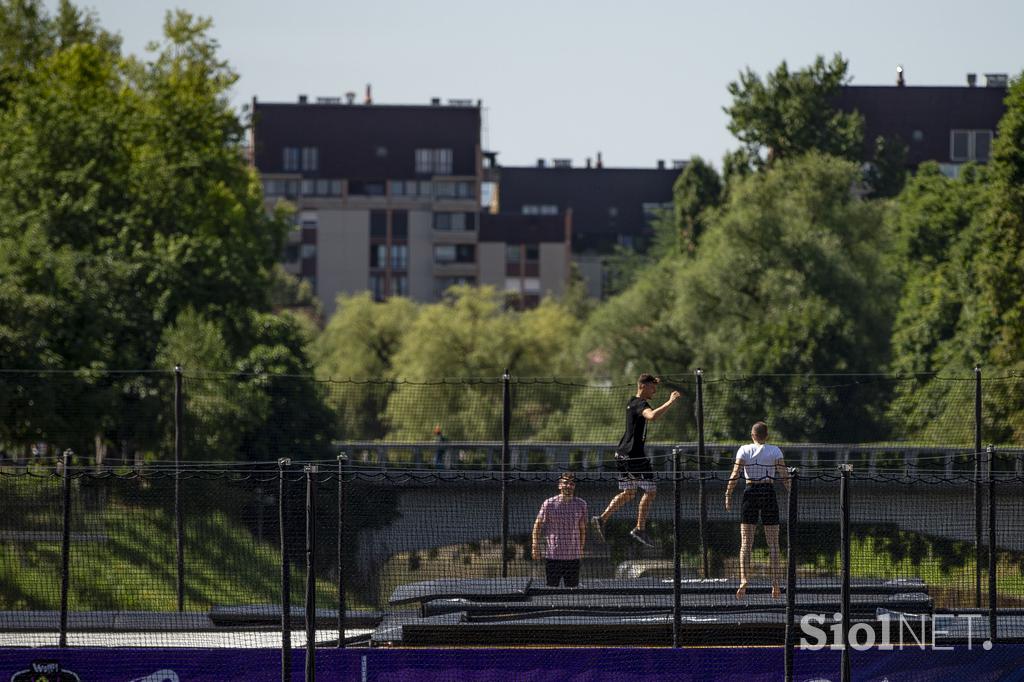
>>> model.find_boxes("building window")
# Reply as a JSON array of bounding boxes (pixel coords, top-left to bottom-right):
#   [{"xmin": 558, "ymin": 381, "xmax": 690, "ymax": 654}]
[
  {"xmin": 950, "ymin": 129, "xmax": 994, "ymax": 162},
  {"xmin": 369, "ymin": 275, "xmax": 384, "ymax": 301},
  {"xmin": 283, "ymin": 147, "xmax": 300, "ymax": 171},
  {"xmin": 301, "ymin": 146, "xmax": 319, "ymax": 172},
  {"xmin": 506, "ymin": 245, "xmax": 521, "ymax": 264},
  {"xmin": 393, "ymin": 274, "xmax": 408, "ymax": 296},
  {"xmin": 434, "ymin": 181, "xmax": 474, "ymax": 199},
  {"xmin": 434, "ymin": 276, "xmax": 475, "ymax": 297},
  {"xmin": 393, "ymin": 211, "xmax": 409, "ymax": 238},
  {"xmin": 642, "ymin": 202, "xmax": 673, "ymax": 218},
  {"xmin": 391, "ymin": 244, "xmax": 408, "ymax": 270},
  {"xmin": 433, "ymin": 212, "xmax": 475, "ymax": 231},
  {"xmin": 504, "ymin": 277, "xmax": 541, "ymax": 294},
  {"xmin": 370, "ymin": 211, "xmax": 387, "ymax": 238},
  {"xmin": 370, "ymin": 244, "xmax": 387, "ymax": 268},
  {"xmin": 300, "ymin": 244, "xmax": 316, "ymax": 260},
  {"xmin": 350, "ymin": 180, "xmax": 386, "ymax": 196},
  {"xmin": 415, "ymin": 148, "xmax": 454, "ymax": 175},
  {"xmin": 974, "ymin": 131, "xmax": 993, "ymax": 162},
  {"xmin": 522, "ymin": 204, "xmax": 558, "ymax": 215},
  {"xmin": 434, "ymin": 244, "xmax": 475, "ymax": 264}
]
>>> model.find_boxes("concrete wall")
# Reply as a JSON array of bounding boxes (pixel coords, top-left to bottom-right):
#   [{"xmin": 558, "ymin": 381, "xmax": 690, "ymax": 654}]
[
  {"xmin": 408, "ymin": 209, "xmax": 434, "ymax": 301},
  {"xmin": 573, "ymin": 255, "xmax": 604, "ymax": 299},
  {"xmin": 478, "ymin": 242, "xmax": 505, "ymax": 289},
  {"xmin": 317, "ymin": 208, "xmax": 369, "ymax": 317},
  {"xmin": 539, "ymin": 242, "xmax": 568, "ymax": 297}
]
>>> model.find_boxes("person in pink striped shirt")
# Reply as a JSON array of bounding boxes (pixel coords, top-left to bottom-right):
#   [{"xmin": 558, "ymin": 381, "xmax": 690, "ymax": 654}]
[{"xmin": 532, "ymin": 472, "xmax": 588, "ymax": 587}]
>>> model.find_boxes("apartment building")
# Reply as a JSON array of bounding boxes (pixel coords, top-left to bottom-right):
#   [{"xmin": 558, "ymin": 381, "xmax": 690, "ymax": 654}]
[
  {"xmin": 251, "ymin": 94, "xmax": 570, "ymax": 316},
  {"xmin": 835, "ymin": 72, "xmax": 1009, "ymax": 177},
  {"xmin": 492, "ymin": 159, "xmax": 682, "ymax": 298}
]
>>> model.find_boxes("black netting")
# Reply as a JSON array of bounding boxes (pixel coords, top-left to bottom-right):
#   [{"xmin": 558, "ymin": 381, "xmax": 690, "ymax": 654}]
[{"xmin": 4, "ymin": 369, "xmax": 1024, "ymax": 679}]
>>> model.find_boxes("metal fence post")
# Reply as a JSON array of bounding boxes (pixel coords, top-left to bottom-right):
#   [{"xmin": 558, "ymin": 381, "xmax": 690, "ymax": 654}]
[
  {"xmin": 337, "ymin": 453, "xmax": 348, "ymax": 648},
  {"xmin": 59, "ymin": 450, "xmax": 72, "ymax": 648},
  {"xmin": 988, "ymin": 445, "xmax": 997, "ymax": 643},
  {"xmin": 278, "ymin": 458, "xmax": 292, "ymax": 682},
  {"xmin": 784, "ymin": 467, "xmax": 799, "ymax": 682},
  {"xmin": 501, "ymin": 369, "xmax": 511, "ymax": 578},
  {"xmin": 672, "ymin": 446, "xmax": 682, "ymax": 648},
  {"xmin": 839, "ymin": 463, "xmax": 852, "ymax": 682},
  {"xmin": 975, "ymin": 365, "xmax": 983, "ymax": 608},
  {"xmin": 305, "ymin": 464, "xmax": 318, "ymax": 682},
  {"xmin": 695, "ymin": 369, "xmax": 708, "ymax": 578},
  {"xmin": 174, "ymin": 364, "xmax": 185, "ymax": 612}
]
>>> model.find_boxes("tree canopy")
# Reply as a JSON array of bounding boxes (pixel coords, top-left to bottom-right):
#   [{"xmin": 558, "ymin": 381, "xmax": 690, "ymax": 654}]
[
  {"xmin": 0, "ymin": 2, "xmax": 326, "ymax": 461},
  {"xmin": 725, "ymin": 53, "xmax": 864, "ymax": 170}
]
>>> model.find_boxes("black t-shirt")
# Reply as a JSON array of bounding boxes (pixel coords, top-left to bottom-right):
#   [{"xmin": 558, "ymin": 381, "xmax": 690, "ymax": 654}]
[{"xmin": 616, "ymin": 397, "xmax": 650, "ymax": 458}]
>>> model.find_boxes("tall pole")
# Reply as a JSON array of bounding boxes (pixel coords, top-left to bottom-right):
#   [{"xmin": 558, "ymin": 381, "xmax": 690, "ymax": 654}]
[
  {"xmin": 305, "ymin": 465, "xmax": 318, "ymax": 682},
  {"xmin": 59, "ymin": 450, "xmax": 72, "ymax": 648},
  {"xmin": 695, "ymin": 369, "xmax": 708, "ymax": 578},
  {"xmin": 672, "ymin": 446, "xmax": 682, "ymax": 648},
  {"xmin": 501, "ymin": 369, "xmax": 511, "ymax": 578},
  {"xmin": 174, "ymin": 365, "xmax": 185, "ymax": 612},
  {"xmin": 337, "ymin": 453, "xmax": 348, "ymax": 648},
  {"xmin": 278, "ymin": 458, "xmax": 292, "ymax": 682},
  {"xmin": 839, "ymin": 464, "xmax": 852, "ymax": 682},
  {"xmin": 975, "ymin": 365, "xmax": 983, "ymax": 608},
  {"xmin": 784, "ymin": 467, "xmax": 799, "ymax": 682},
  {"xmin": 988, "ymin": 445, "xmax": 997, "ymax": 643}
]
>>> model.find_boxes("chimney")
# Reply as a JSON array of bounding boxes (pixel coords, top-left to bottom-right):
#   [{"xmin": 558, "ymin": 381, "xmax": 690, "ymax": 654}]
[
  {"xmin": 585, "ymin": 158, "xmax": 592, "ymax": 168},
  {"xmin": 298, "ymin": 94, "xmax": 308, "ymax": 104},
  {"xmin": 364, "ymin": 83, "xmax": 373, "ymax": 105},
  {"xmin": 537, "ymin": 159, "xmax": 546, "ymax": 168},
  {"xmin": 657, "ymin": 159, "xmax": 665, "ymax": 169},
  {"xmin": 596, "ymin": 151, "xmax": 603, "ymax": 169},
  {"xmin": 984, "ymin": 74, "xmax": 1008, "ymax": 87},
  {"xmin": 345, "ymin": 91, "xmax": 356, "ymax": 104},
  {"xmin": 896, "ymin": 65, "xmax": 905, "ymax": 87},
  {"xmin": 967, "ymin": 73, "xmax": 977, "ymax": 87},
  {"xmin": 431, "ymin": 97, "xmax": 441, "ymax": 106}
]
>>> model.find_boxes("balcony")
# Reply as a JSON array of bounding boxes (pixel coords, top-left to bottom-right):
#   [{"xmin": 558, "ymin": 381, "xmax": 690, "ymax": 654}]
[{"xmin": 432, "ymin": 262, "xmax": 477, "ymax": 278}]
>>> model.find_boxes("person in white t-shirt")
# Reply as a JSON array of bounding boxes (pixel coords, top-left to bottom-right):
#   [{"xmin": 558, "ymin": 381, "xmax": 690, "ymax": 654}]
[{"xmin": 724, "ymin": 421, "xmax": 790, "ymax": 599}]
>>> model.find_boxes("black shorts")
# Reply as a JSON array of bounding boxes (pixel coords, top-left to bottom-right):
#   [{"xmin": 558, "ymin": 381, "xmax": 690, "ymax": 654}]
[
  {"xmin": 615, "ymin": 454, "xmax": 656, "ymax": 491},
  {"xmin": 741, "ymin": 484, "xmax": 779, "ymax": 526},
  {"xmin": 545, "ymin": 559, "xmax": 581, "ymax": 587}
]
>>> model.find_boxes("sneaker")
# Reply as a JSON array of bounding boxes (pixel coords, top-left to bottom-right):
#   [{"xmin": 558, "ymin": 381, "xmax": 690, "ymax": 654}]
[
  {"xmin": 590, "ymin": 516, "xmax": 606, "ymax": 543},
  {"xmin": 630, "ymin": 528, "xmax": 655, "ymax": 548}
]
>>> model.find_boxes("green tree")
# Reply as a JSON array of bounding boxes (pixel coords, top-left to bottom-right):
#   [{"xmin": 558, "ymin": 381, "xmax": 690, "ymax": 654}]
[
  {"xmin": 725, "ymin": 53, "xmax": 864, "ymax": 171},
  {"xmin": 887, "ymin": 72, "xmax": 1024, "ymax": 444},
  {"xmin": 311, "ymin": 293, "xmax": 418, "ymax": 439},
  {"xmin": 0, "ymin": 5, "xmax": 322, "ymax": 462},
  {"xmin": 866, "ymin": 134, "xmax": 909, "ymax": 198},
  {"xmin": 675, "ymin": 152, "xmax": 896, "ymax": 441},
  {"xmin": 381, "ymin": 286, "xmax": 580, "ymax": 441},
  {"xmin": 671, "ymin": 156, "xmax": 722, "ymax": 253}
]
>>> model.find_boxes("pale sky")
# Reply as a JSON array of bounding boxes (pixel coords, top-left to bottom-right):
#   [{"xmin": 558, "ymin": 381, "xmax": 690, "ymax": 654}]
[{"xmin": 57, "ymin": 0, "xmax": 1023, "ymax": 169}]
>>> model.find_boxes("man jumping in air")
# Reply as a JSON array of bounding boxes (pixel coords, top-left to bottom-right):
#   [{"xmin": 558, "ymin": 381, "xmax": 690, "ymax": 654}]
[{"xmin": 591, "ymin": 374, "xmax": 680, "ymax": 548}]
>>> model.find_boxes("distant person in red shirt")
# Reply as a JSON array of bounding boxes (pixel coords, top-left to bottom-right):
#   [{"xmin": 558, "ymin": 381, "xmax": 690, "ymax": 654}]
[
  {"xmin": 532, "ymin": 472, "xmax": 589, "ymax": 587},
  {"xmin": 591, "ymin": 374, "xmax": 680, "ymax": 548}
]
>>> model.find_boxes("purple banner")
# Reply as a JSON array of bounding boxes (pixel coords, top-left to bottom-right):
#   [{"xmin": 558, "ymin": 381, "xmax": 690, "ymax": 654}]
[{"xmin": 2, "ymin": 646, "xmax": 1024, "ymax": 681}]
